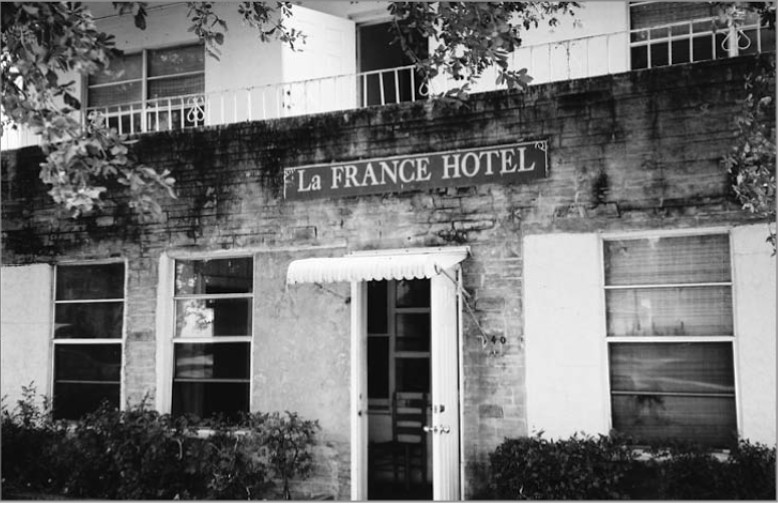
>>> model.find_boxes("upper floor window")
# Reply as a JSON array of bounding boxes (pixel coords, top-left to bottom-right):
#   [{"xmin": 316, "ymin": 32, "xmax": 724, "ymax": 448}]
[
  {"xmin": 604, "ymin": 233, "xmax": 736, "ymax": 447},
  {"xmin": 53, "ymin": 262, "xmax": 125, "ymax": 420},
  {"xmin": 172, "ymin": 257, "xmax": 253, "ymax": 421},
  {"xmin": 630, "ymin": 1, "xmax": 774, "ymax": 69},
  {"xmin": 87, "ymin": 43, "xmax": 205, "ymax": 134}
]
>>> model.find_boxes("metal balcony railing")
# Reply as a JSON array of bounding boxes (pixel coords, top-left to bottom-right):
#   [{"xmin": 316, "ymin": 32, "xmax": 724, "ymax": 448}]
[
  {"xmin": 2, "ymin": 16, "xmax": 772, "ymax": 150},
  {"xmin": 84, "ymin": 64, "xmax": 428, "ymax": 137}
]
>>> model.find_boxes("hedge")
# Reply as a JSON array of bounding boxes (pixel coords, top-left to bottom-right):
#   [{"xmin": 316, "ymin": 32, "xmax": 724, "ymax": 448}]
[
  {"xmin": 489, "ymin": 433, "xmax": 776, "ymax": 500},
  {"xmin": 1, "ymin": 386, "xmax": 319, "ymax": 500}
]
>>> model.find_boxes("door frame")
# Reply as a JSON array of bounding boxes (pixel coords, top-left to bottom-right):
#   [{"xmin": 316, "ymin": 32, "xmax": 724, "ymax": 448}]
[{"xmin": 350, "ymin": 262, "xmax": 464, "ymax": 500}]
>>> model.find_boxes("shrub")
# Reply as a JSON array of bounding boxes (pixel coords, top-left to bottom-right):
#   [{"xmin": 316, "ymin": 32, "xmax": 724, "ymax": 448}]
[
  {"xmin": 1, "ymin": 386, "xmax": 319, "ymax": 500},
  {"xmin": 1, "ymin": 385, "xmax": 70, "ymax": 497},
  {"xmin": 489, "ymin": 433, "xmax": 776, "ymax": 500},
  {"xmin": 489, "ymin": 432, "xmax": 635, "ymax": 499}
]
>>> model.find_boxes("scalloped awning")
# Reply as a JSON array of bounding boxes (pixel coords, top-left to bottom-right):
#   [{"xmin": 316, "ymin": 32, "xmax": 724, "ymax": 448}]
[{"xmin": 286, "ymin": 248, "xmax": 469, "ymax": 284}]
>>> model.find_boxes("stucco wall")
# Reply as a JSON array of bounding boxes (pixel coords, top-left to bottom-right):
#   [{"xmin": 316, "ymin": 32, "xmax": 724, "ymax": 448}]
[
  {"xmin": 2, "ymin": 55, "xmax": 775, "ymax": 498},
  {"xmin": 0, "ymin": 264, "xmax": 53, "ymax": 406},
  {"xmin": 523, "ymin": 233, "xmax": 608, "ymax": 439}
]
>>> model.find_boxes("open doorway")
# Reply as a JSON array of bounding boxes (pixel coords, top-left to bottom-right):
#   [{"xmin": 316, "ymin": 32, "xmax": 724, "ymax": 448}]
[
  {"xmin": 357, "ymin": 22, "xmax": 429, "ymax": 106},
  {"xmin": 366, "ymin": 279, "xmax": 433, "ymax": 500}
]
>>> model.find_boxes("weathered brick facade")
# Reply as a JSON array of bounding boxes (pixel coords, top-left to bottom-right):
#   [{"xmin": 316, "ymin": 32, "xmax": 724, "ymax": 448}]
[{"xmin": 2, "ymin": 54, "xmax": 773, "ymax": 499}]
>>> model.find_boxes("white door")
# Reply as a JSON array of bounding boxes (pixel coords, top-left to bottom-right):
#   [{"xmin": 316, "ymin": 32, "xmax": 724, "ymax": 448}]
[
  {"xmin": 430, "ymin": 269, "xmax": 461, "ymax": 500},
  {"xmin": 281, "ymin": 6, "xmax": 357, "ymax": 116},
  {"xmin": 351, "ymin": 271, "xmax": 461, "ymax": 500}
]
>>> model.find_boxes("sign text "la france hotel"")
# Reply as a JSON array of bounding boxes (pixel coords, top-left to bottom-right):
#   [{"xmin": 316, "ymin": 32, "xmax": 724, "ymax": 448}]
[{"xmin": 283, "ymin": 140, "xmax": 548, "ymax": 200}]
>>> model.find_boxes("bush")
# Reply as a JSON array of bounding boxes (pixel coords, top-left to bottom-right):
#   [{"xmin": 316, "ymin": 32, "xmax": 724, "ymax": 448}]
[
  {"xmin": 489, "ymin": 432, "xmax": 635, "ymax": 499},
  {"xmin": 1, "ymin": 386, "xmax": 319, "ymax": 500},
  {"xmin": 1, "ymin": 385, "xmax": 70, "ymax": 497},
  {"xmin": 489, "ymin": 433, "xmax": 776, "ymax": 500}
]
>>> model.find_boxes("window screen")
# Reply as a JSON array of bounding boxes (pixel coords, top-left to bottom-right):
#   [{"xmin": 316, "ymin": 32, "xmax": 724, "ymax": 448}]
[{"xmin": 604, "ymin": 233, "xmax": 736, "ymax": 447}]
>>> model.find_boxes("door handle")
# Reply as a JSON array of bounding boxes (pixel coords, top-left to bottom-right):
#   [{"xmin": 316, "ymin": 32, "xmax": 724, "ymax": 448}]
[
  {"xmin": 423, "ymin": 425, "xmax": 439, "ymax": 433},
  {"xmin": 440, "ymin": 425, "xmax": 450, "ymax": 434}
]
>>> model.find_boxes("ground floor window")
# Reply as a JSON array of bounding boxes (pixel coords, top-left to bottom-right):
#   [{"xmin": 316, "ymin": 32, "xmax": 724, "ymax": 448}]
[
  {"xmin": 603, "ymin": 232, "xmax": 736, "ymax": 446},
  {"xmin": 171, "ymin": 257, "xmax": 253, "ymax": 420},
  {"xmin": 53, "ymin": 262, "xmax": 125, "ymax": 419}
]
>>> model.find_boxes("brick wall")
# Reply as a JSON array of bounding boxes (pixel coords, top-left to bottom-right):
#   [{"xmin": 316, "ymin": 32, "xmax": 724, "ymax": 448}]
[{"xmin": 2, "ymin": 54, "xmax": 773, "ymax": 499}]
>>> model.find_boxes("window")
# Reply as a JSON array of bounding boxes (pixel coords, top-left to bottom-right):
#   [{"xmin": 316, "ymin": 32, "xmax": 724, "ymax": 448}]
[
  {"xmin": 604, "ymin": 233, "xmax": 737, "ymax": 447},
  {"xmin": 629, "ymin": 1, "xmax": 774, "ymax": 70},
  {"xmin": 53, "ymin": 263, "xmax": 125, "ymax": 419},
  {"xmin": 172, "ymin": 257, "xmax": 253, "ymax": 420},
  {"xmin": 367, "ymin": 279, "xmax": 431, "ymax": 410},
  {"xmin": 87, "ymin": 44, "xmax": 205, "ymax": 134}
]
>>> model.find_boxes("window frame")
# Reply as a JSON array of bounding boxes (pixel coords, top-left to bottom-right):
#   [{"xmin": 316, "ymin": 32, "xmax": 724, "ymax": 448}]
[
  {"xmin": 158, "ymin": 252, "xmax": 255, "ymax": 419},
  {"xmin": 51, "ymin": 259, "xmax": 127, "ymax": 418},
  {"xmin": 84, "ymin": 42, "xmax": 206, "ymax": 135},
  {"xmin": 599, "ymin": 227, "xmax": 741, "ymax": 446}
]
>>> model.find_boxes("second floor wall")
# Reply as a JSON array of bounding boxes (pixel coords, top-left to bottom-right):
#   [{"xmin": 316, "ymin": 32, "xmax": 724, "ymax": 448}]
[{"xmin": 2, "ymin": 1, "xmax": 773, "ymax": 150}]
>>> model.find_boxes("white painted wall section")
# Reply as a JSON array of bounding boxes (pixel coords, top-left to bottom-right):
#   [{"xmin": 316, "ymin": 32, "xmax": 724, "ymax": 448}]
[
  {"xmin": 524, "ymin": 233, "xmax": 609, "ymax": 439},
  {"xmin": 1, "ymin": 264, "xmax": 53, "ymax": 408},
  {"xmin": 732, "ymin": 224, "xmax": 777, "ymax": 446}
]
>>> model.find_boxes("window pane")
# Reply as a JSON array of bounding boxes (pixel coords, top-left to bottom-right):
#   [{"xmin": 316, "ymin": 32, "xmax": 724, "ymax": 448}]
[
  {"xmin": 605, "ymin": 234, "xmax": 730, "ymax": 285},
  {"xmin": 670, "ymin": 39, "xmax": 690, "ymax": 65},
  {"xmin": 396, "ymin": 278, "xmax": 430, "ymax": 308},
  {"xmin": 88, "ymin": 81, "xmax": 143, "ymax": 108},
  {"xmin": 148, "ymin": 74, "xmax": 204, "ymax": 99},
  {"xmin": 89, "ymin": 53, "xmax": 143, "ymax": 85},
  {"xmin": 57, "ymin": 264, "xmax": 125, "ymax": 300},
  {"xmin": 610, "ymin": 343, "xmax": 735, "ymax": 395},
  {"xmin": 149, "ymin": 44, "xmax": 204, "ymax": 77},
  {"xmin": 396, "ymin": 313, "xmax": 430, "ymax": 352},
  {"xmin": 55, "ymin": 302, "xmax": 124, "ymax": 339},
  {"xmin": 606, "ymin": 286, "xmax": 733, "ymax": 336},
  {"xmin": 175, "ymin": 298, "xmax": 252, "ymax": 337},
  {"xmin": 692, "ymin": 34, "xmax": 717, "ymax": 61},
  {"xmin": 367, "ymin": 280, "xmax": 388, "ymax": 334},
  {"xmin": 53, "ymin": 382, "xmax": 120, "ymax": 420},
  {"xmin": 172, "ymin": 381, "xmax": 249, "ymax": 421},
  {"xmin": 396, "ymin": 358, "xmax": 429, "ymax": 393},
  {"xmin": 175, "ymin": 258, "xmax": 252, "ymax": 295},
  {"xmin": 631, "ymin": 45, "xmax": 648, "ymax": 70},
  {"xmin": 174, "ymin": 342, "xmax": 250, "ymax": 380},
  {"xmin": 612, "ymin": 394, "xmax": 736, "ymax": 447},
  {"xmin": 55, "ymin": 344, "xmax": 122, "ymax": 381},
  {"xmin": 368, "ymin": 336, "xmax": 389, "ymax": 399}
]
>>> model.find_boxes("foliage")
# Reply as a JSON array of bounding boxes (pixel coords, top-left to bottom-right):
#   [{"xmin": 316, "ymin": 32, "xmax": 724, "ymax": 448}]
[
  {"xmin": 387, "ymin": 2, "xmax": 578, "ymax": 99},
  {"xmin": 242, "ymin": 411, "xmax": 320, "ymax": 499},
  {"xmin": 489, "ymin": 432, "xmax": 635, "ymax": 500},
  {"xmin": 718, "ymin": 3, "xmax": 776, "ymax": 253},
  {"xmin": 1, "ymin": 2, "xmax": 175, "ymax": 218},
  {"xmin": 0, "ymin": 384, "xmax": 70, "ymax": 497},
  {"xmin": 1, "ymin": 385, "xmax": 319, "ymax": 500},
  {"xmin": 2, "ymin": 1, "xmax": 577, "ymax": 216},
  {"xmin": 489, "ymin": 433, "xmax": 776, "ymax": 500},
  {"xmin": 723, "ymin": 54, "xmax": 776, "ymax": 253}
]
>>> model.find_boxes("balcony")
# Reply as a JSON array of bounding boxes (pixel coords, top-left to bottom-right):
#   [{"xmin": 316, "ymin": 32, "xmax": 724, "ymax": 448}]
[{"xmin": 2, "ymin": 15, "xmax": 772, "ymax": 151}]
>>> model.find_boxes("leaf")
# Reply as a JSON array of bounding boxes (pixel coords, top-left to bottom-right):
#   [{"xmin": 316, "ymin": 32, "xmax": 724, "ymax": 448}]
[{"xmin": 63, "ymin": 92, "xmax": 81, "ymax": 110}]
